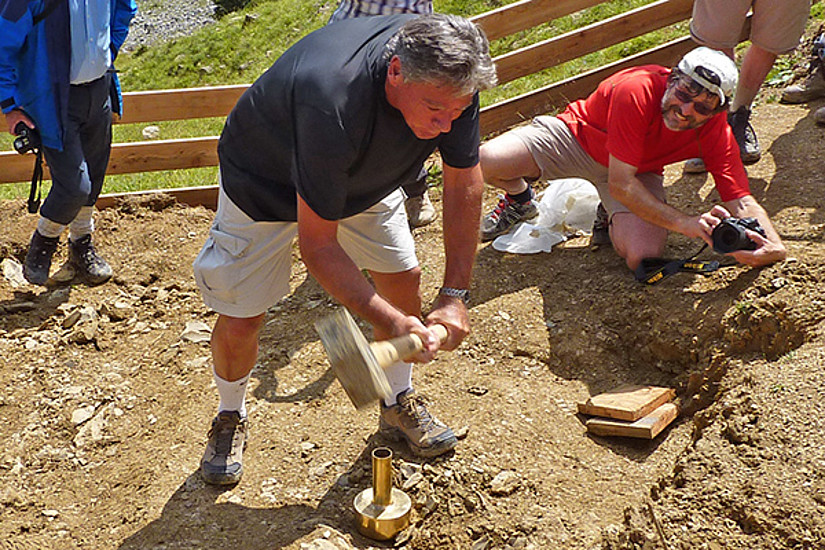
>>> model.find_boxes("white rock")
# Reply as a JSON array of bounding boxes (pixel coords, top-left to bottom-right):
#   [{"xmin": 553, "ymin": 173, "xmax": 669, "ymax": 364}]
[
  {"xmin": 181, "ymin": 320, "xmax": 212, "ymax": 343},
  {"xmin": 142, "ymin": 125, "xmax": 161, "ymax": 139},
  {"xmin": 71, "ymin": 405, "xmax": 96, "ymax": 425},
  {"xmin": 490, "ymin": 470, "xmax": 520, "ymax": 496},
  {"xmin": 1, "ymin": 258, "xmax": 27, "ymax": 287}
]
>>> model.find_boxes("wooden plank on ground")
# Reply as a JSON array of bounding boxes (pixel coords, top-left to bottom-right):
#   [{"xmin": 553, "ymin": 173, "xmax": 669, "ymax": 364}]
[
  {"xmin": 586, "ymin": 402, "xmax": 679, "ymax": 439},
  {"xmin": 577, "ymin": 384, "xmax": 675, "ymax": 421}
]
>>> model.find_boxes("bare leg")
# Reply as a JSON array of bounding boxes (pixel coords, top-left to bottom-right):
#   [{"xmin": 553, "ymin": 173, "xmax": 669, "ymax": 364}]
[
  {"xmin": 732, "ymin": 45, "xmax": 777, "ymax": 110},
  {"xmin": 369, "ymin": 267, "xmax": 422, "ymax": 340},
  {"xmin": 479, "ymin": 132, "xmax": 541, "ymax": 195},
  {"xmin": 211, "ymin": 313, "xmax": 266, "ymax": 381},
  {"xmin": 610, "ymin": 211, "xmax": 668, "ymax": 271}
]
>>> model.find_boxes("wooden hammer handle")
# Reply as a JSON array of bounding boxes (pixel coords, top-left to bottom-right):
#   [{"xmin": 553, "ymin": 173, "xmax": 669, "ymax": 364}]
[{"xmin": 369, "ymin": 324, "xmax": 449, "ymax": 366}]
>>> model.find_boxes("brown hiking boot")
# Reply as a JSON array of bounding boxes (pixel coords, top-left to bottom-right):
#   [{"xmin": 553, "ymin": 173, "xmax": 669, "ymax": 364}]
[
  {"xmin": 201, "ymin": 411, "xmax": 247, "ymax": 485},
  {"xmin": 379, "ymin": 389, "xmax": 457, "ymax": 458},
  {"xmin": 405, "ymin": 190, "xmax": 437, "ymax": 228},
  {"xmin": 781, "ymin": 64, "xmax": 825, "ymax": 104}
]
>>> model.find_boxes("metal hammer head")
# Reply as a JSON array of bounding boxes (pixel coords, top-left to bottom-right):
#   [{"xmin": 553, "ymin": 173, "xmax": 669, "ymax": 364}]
[{"xmin": 315, "ymin": 308, "xmax": 392, "ymax": 409}]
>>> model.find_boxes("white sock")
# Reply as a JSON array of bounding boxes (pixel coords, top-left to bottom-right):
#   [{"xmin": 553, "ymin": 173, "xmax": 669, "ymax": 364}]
[
  {"xmin": 382, "ymin": 361, "xmax": 413, "ymax": 407},
  {"xmin": 69, "ymin": 206, "xmax": 95, "ymax": 241},
  {"xmin": 213, "ymin": 366, "xmax": 251, "ymax": 418},
  {"xmin": 36, "ymin": 217, "xmax": 66, "ymax": 239}
]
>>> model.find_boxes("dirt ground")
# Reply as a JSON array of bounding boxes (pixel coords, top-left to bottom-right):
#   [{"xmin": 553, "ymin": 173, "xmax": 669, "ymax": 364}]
[{"xmin": 2, "ymin": 91, "xmax": 825, "ymax": 549}]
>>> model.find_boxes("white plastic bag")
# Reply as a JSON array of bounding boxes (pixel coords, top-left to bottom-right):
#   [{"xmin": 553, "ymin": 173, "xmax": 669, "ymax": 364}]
[{"xmin": 492, "ymin": 178, "xmax": 600, "ymax": 254}]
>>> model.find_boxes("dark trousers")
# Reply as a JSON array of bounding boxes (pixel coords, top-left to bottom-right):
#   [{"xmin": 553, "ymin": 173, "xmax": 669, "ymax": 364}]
[
  {"xmin": 402, "ymin": 167, "xmax": 428, "ymax": 198},
  {"xmin": 41, "ymin": 72, "xmax": 112, "ymax": 225}
]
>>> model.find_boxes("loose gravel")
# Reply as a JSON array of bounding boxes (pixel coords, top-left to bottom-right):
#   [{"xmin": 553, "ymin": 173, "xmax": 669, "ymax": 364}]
[{"xmin": 123, "ymin": 0, "xmax": 218, "ymax": 52}]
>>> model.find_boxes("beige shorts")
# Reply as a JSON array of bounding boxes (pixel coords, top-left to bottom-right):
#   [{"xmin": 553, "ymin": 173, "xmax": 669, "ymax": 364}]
[
  {"xmin": 690, "ymin": 0, "xmax": 810, "ymax": 54},
  {"xmin": 194, "ymin": 183, "xmax": 418, "ymax": 318},
  {"xmin": 510, "ymin": 116, "xmax": 665, "ymax": 218}
]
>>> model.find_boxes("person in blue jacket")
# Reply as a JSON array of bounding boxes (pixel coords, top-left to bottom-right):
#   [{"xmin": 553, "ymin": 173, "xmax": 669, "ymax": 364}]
[{"xmin": 0, "ymin": 0, "xmax": 137, "ymax": 286}]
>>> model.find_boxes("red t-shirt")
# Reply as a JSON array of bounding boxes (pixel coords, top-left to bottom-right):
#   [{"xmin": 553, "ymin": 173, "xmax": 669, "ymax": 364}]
[{"xmin": 556, "ymin": 65, "xmax": 750, "ymax": 202}]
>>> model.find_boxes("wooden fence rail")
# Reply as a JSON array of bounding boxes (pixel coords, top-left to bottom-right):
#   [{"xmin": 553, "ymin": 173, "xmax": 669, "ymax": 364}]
[{"xmin": 1, "ymin": 0, "xmax": 713, "ymax": 207}]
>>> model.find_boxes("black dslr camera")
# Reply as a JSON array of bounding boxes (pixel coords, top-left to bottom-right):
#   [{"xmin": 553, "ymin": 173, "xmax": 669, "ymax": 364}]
[
  {"xmin": 13, "ymin": 121, "xmax": 41, "ymax": 154},
  {"xmin": 712, "ymin": 217, "xmax": 766, "ymax": 253}
]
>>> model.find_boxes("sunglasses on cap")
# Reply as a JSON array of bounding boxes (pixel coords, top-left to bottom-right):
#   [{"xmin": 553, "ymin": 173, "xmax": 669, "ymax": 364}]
[{"xmin": 670, "ymin": 75, "xmax": 719, "ymax": 116}]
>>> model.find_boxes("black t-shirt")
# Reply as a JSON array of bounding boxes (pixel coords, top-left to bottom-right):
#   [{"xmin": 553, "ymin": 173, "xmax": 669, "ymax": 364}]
[{"xmin": 218, "ymin": 14, "xmax": 480, "ymax": 222}]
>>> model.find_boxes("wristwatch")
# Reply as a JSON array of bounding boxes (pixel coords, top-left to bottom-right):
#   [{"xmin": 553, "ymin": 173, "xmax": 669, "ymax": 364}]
[{"xmin": 439, "ymin": 286, "xmax": 470, "ymax": 304}]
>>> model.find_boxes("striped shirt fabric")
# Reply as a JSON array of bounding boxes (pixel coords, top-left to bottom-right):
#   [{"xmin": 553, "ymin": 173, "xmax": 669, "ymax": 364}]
[{"xmin": 329, "ymin": 0, "xmax": 432, "ymax": 22}]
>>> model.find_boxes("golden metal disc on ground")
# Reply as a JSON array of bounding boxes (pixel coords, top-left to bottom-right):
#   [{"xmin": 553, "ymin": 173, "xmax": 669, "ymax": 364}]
[{"xmin": 353, "ymin": 447, "xmax": 411, "ymax": 541}]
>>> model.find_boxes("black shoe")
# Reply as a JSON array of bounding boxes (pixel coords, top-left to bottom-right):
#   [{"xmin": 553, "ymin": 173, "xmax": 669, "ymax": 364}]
[
  {"xmin": 590, "ymin": 203, "xmax": 611, "ymax": 246},
  {"xmin": 728, "ymin": 106, "xmax": 761, "ymax": 165},
  {"xmin": 69, "ymin": 234, "xmax": 112, "ymax": 285},
  {"xmin": 201, "ymin": 411, "xmax": 248, "ymax": 485},
  {"xmin": 23, "ymin": 230, "xmax": 59, "ymax": 286}
]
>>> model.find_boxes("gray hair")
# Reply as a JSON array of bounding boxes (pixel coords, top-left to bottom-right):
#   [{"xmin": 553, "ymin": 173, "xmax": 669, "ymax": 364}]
[{"xmin": 384, "ymin": 14, "xmax": 498, "ymax": 95}]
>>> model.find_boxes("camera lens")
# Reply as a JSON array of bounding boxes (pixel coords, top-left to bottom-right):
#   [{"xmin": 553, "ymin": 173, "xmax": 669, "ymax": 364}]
[
  {"xmin": 716, "ymin": 226, "xmax": 739, "ymax": 250},
  {"xmin": 712, "ymin": 218, "xmax": 757, "ymax": 253}
]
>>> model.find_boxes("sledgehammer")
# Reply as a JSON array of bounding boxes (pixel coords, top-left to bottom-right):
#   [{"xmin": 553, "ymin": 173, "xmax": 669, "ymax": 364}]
[{"xmin": 314, "ymin": 308, "xmax": 448, "ymax": 409}]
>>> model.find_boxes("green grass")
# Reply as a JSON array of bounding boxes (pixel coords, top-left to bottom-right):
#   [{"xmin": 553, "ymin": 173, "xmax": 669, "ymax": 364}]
[{"xmin": 1, "ymin": 0, "xmax": 823, "ymax": 200}]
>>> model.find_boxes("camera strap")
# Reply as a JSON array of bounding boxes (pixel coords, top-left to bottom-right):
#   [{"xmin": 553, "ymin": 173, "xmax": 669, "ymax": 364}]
[
  {"xmin": 634, "ymin": 244, "xmax": 721, "ymax": 285},
  {"xmin": 27, "ymin": 148, "xmax": 43, "ymax": 214}
]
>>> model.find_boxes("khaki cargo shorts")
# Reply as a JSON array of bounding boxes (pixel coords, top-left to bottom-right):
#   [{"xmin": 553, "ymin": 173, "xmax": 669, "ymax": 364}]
[
  {"xmin": 194, "ymin": 182, "xmax": 418, "ymax": 318},
  {"xmin": 510, "ymin": 116, "xmax": 665, "ymax": 219},
  {"xmin": 690, "ymin": 0, "xmax": 810, "ymax": 54}
]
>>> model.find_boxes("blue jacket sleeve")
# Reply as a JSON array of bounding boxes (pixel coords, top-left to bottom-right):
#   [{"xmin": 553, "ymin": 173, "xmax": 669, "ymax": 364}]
[
  {"xmin": 0, "ymin": 0, "xmax": 34, "ymax": 113},
  {"xmin": 109, "ymin": 0, "xmax": 136, "ymax": 59}
]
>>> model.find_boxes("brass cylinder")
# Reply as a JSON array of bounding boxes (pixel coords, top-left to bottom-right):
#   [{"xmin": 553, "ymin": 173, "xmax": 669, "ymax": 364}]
[
  {"xmin": 353, "ymin": 447, "xmax": 411, "ymax": 540},
  {"xmin": 372, "ymin": 447, "xmax": 392, "ymax": 506}
]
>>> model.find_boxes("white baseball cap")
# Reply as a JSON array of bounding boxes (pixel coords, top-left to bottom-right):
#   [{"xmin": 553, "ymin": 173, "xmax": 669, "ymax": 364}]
[{"xmin": 676, "ymin": 47, "xmax": 738, "ymax": 103}]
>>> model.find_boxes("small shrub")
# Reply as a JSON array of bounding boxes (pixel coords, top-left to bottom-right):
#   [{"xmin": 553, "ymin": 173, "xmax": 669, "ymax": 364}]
[{"xmin": 215, "ymin": 0, "xmax": 252, "ymax": 17}]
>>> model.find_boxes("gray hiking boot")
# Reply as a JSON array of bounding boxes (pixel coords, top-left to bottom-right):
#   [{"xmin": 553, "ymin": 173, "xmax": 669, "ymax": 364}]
[
  {"xmin": 727, "ymin": 106, "xmax": 760, "ymax": 165},
  {"xmin": 405, "ymin": 190, "xmax": 436, "ymax": 228},
  {"xmin": 816, "ymin": 105, "xmax": 825, "ymax": 126},
  {"xmin": 23, "ymin": 230, "xmax": 59, "ymax": 286},
  {"xmin": 379, "ymin": 389, "xmax": 457, "ymax": 458},
  {"xmin": 590, "ymin": 202, "xmax": 611, "ymax": 246},
  {"xmin": 480, "ymin": 193, "xmax": 538, "ymax": 242},
  {"xmin": 201, "ymin": 411, "xmax": 248, "ymax": 485},
  {"xmin": 69, "ymin": 234, "xmax": 113, "ymax": 286},
  {"xmin": 781, "ymin": 64, "xmax": 825, "ymax": 104},
  {"xmin": 683, "ymin": 157, "xmax": 707, "ymax": 174}
]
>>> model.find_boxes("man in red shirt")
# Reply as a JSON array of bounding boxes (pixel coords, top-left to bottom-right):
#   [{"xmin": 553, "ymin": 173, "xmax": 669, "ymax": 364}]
[{"xmin": 479, "ymin": 47, "xmax": 786, "ymax": 271}]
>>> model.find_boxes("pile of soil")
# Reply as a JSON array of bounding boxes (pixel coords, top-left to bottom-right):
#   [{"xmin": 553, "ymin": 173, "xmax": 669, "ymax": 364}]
[{"xmin": 1, "ymin": 98, "xmax": 825, "ymax": 549}]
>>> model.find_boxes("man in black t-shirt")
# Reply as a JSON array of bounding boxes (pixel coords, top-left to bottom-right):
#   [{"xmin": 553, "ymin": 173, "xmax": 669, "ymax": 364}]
[{"xmin": 193, "ymin": 14, "xmax": 497, "ymax": 485}]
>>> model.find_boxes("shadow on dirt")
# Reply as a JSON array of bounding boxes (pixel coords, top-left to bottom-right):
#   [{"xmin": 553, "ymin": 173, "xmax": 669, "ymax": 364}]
[
  {"xmin": 766, "ymin": 99, "xmax": 825, "ymax": 226},
  {"xmin": 0, "ymin": 287, "xmax": 71, "ymax": 331},
  {"xmin": 118, "ymin": 434, "xmax": 426, "ymax": 550}
]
